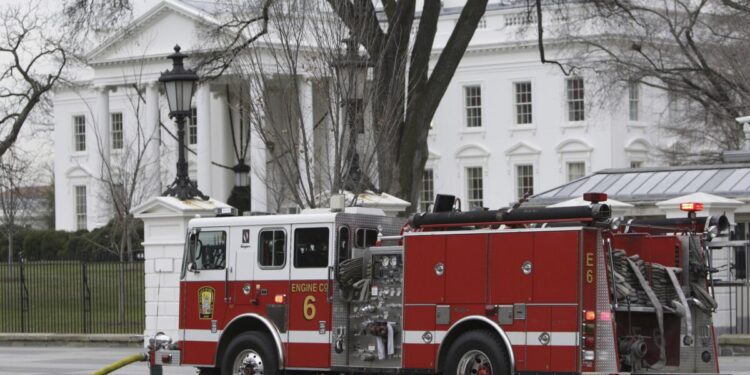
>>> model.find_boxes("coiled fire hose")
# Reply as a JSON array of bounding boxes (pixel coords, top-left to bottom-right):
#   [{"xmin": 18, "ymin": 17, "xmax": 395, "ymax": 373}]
[{"xmin": 91, "ymin": 352, "xmax": 148, "ymax": 375}]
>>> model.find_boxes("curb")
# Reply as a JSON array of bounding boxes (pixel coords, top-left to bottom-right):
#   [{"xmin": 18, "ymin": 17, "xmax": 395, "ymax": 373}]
[
  {"xmin": 720, "ymin": 334, "xmax": 750, "ymax": 356},
  {"xmin": 0, "ymin": 334, "xmax": 144, "ymax": 348}
]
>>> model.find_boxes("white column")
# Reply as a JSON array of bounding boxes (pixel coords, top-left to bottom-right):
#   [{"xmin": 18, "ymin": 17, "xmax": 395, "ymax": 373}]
[
  {"xmin": 250, "ymin": 78, "xmax": 267, "ymax": 212},
  {"xmin": 212, "ymin": 88, "xmax": 231, "ymax": 202},
  {"xmin": 145, "ymin": 83, "xmax": 162, "ymax": 193},
  {"xmin": 298, "ymin": 76, "xmax": 314, "ymax": 204},
  {"xmin": 95, "ymin": 86, "xmax": 111, "ymax": 228},
  {"xmin": 96, "ymin": 86, "xmax": 111, "ymax": 171},
  {"xmin": 196, "ymin": 83, "xmax": 212, "ymax": 197}
]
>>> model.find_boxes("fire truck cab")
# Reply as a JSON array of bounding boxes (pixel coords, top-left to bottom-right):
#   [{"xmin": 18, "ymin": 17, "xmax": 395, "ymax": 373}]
[{"xmin": 150, "ymin": 194, "xmax": 725, "ymax": 375}]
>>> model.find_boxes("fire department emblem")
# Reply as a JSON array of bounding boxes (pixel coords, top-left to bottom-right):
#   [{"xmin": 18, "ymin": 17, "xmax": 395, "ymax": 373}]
[{"xmin": 198, "ymin": 286, "xmax": 215, "ymax": 320}]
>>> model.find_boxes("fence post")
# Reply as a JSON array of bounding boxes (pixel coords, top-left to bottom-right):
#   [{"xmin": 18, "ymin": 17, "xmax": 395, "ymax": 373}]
[
  {"xmin": 82, "ymin": 262, "xmax": 92, "ymax": 334},
  {"xmin": 19, "ymin": 261, "xmax": 28, "ymax": 333}
]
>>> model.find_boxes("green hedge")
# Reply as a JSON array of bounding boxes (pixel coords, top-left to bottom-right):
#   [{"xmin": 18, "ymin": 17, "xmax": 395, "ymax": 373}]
[{"xmin": 0, "ymin": 220, "xmax": 143, "ymax": 262}]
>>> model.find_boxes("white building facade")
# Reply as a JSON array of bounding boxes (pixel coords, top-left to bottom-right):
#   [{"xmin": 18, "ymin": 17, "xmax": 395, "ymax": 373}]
[
  {"xmin": 421, "ymin": 1, "xmax": 668, "ymax": 211},
  {"xmin": 54, "ymin": 0, "xmax": 669, "ymax": 230}
]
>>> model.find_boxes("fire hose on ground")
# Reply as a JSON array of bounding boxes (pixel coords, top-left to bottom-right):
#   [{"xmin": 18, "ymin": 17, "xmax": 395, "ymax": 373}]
[{"xmin": 90, "ymin": 352, "xmax": 149, "ymax": 375}]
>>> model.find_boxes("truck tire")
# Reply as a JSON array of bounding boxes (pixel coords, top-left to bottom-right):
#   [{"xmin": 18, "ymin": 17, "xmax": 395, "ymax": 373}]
[
  {"xmin": 221, "ymin": 332, "xmax": 278, "ymax": 375},
  {"xmin": 443, "ymin": 330, "xmax": 510, "ymax": 375}
]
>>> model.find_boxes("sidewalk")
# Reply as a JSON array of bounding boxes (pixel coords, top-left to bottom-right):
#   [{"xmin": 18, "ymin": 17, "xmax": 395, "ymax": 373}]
[{"xmin": 0, "ymin": 333, "xmax": 143, "ymax": 348}]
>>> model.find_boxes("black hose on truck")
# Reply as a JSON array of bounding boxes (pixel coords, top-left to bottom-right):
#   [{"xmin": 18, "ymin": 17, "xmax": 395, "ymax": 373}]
[{"xmin": 409, "ymin": 204, "xmax": 611, "ymax": 229}]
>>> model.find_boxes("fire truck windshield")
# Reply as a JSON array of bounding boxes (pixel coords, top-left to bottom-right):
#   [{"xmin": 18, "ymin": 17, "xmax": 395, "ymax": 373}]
[{"xmin": 188, "ymin": 230, "xmax": 227, "ymax": 271}]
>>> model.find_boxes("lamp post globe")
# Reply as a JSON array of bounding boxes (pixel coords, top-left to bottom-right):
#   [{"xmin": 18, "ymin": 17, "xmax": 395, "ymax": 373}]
[{"xmin": 159, "ymin": 45, "xmax": 208, "ymax": 201}]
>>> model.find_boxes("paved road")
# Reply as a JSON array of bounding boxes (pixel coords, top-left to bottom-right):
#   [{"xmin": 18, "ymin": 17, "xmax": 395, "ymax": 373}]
[
  {"xmin": 0, "ymin": 346, "xmax": 195, "ymax": 375},
  {"xmin": 1, "ymin": 346, "xmax": 749, "ymax": 374}
]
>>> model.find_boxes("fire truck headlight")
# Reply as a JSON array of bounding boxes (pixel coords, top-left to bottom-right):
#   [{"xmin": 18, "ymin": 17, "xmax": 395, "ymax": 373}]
[{"xmin": 150, "ymin": 332, "xmax": 173, "ymax": 350}]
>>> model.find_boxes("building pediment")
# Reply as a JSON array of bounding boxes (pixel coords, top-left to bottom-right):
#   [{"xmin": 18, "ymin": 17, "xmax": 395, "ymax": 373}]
[
  {"xmin": 504, "ymin": 141, "xmax": 540, "ymax": 156},
  {"xmin": 625, "ymin": 138, "xmax": 651, "ymax": 153},
  {"xmin": 455, "ymin": 144, "xmax": 491, "ymax": 158},
  {"xmin": 555, "ymin": 138, "xmax": 593, "ymax": 153},
  {"xmin": 428, "ymin": 149, "xmax": 441, "ymax": 161},
  {"xmin": 86, "ymin": 0, "xmax": 219, "ymax": 66},
  {"xmin": 65, "ymin": 165, "xmax": 91, "ymax": 178}
]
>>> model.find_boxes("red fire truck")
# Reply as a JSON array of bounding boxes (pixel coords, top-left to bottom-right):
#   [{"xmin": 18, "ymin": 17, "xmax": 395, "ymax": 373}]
[{"xmin": 149, "ymin": 193, "xmax": 725, "ymax": 374}]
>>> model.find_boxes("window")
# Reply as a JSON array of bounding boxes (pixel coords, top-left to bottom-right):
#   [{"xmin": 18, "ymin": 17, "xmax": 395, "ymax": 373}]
[
  {"xmin": 294, "ymin": 227, "xmax": 329, "ymax": 268},
  {"xmin": 516, "ymin": 164, "xmax": 534, "ymax": 199},
  {"xmin": 338, "ymin": 226, "xmax": 350, "ymax": 262},
  {"xmin": 566, "ymin": 78, "xmax": 585, "ymax": 122},
  {"xmin": 477, "ymin": 17, "xmax": 487, "ymax": 29},
  {"xmin": 188, "ymin": 107, "xmax": 198, "ymax": 145},
  {"xmin": 189, "ymin": 231, "xmax": 226, "ymax": 270},
  {"xmin": 355, "ymin": 228, "xmax": 379, "ymax": 248},
  {"xmin": 111, "ymin": 112, "xmax": 123, "ymax": 150},
  {"xmin": 466, "ymin": 167, "xmax": 484, "ymax": 209},
  {"xmin": 464, "ymin": 85, "xmax": 482, "ymax": 128},
  {"xmin": 258, "ymin": 229, "xmax": 286, "ymax": 268},
  {"xmin": 514, "ymin": 81, "xmax": 533, "ymax": 125},
  {"xmin": 75, "ymin": 185, "xmax": 86, "ymax": 230},
  {"xmin": 567, "ymin": 162, "xmax": 586, "ymax": 182},
  {"xmin": 73, "ymin": 115, "xmax": 86, "ymax": 151},
  {"xmin": 732, "ymin": 223, "xmax": 748, "ymax": 280},
  {"xmin": 629, "ymin": 81, "xmax": 640, "ymax": 121},
  {"xmin": 420, "ymin": 169, "xmax": 434, "ymax": 212},
  {"xmin": 630, "ymin": 160, "xmax": 643, "ymax": 169}
]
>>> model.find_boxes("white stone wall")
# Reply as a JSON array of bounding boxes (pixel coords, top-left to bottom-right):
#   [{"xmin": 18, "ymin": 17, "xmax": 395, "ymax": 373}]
[
  {"xmin": 142, "ymin": 217, "xmax": 187, "ymax": 341},
  {"xmin": 134, "ymin": 197, "xmax": 226, "ymax": 345}
]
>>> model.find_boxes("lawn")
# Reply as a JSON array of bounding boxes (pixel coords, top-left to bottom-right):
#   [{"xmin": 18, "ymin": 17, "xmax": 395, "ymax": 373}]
[{"xmin": 0, "ymin": 261, "xmax": 144, "ymax": 334}]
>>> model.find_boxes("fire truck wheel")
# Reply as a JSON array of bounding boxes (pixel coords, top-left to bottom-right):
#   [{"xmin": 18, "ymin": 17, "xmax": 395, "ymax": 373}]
[
  {"xmin": 221, "ymin": 332, "xmax": 278, "ymax": 375},
  {"xmin": 443, "ymin": 330, "xmax": 509, "ymax": 375}
]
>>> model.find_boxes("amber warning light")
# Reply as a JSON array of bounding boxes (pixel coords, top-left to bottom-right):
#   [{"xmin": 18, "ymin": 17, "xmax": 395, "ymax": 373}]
[{"xmin": 680, "ymin": 202, "xmax": 704, "ymax": 212}]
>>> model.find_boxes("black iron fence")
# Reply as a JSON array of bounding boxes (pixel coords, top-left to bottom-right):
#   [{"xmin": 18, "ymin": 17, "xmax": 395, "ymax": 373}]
[
  {"xmin": 719, "ymin": 281, "xmax": 750, "ymax": 334},
  {"xmin": 0, "ymin": 261, "xmax": 144, "ymax": 334}
]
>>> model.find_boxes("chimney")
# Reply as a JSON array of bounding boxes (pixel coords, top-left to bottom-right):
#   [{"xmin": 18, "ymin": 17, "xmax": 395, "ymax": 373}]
[{"xmin": 722, "ymin": 116, "xmax": 750, "ymax": 163}]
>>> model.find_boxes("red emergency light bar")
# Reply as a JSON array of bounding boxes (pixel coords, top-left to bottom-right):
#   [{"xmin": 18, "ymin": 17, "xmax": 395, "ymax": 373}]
[
  {"xmin": 679, "ymin": 202, "xmax": 704, "ymax": 212},
  {"xmin": 583, "ymin": 192, "xmax": 607, "ymax": 203}
]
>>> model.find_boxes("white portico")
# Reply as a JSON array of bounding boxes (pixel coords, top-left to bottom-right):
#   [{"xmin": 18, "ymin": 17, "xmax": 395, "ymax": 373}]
[{"xmin": 53, "ymin": 0, "xmax": 275, "ymax": 231}]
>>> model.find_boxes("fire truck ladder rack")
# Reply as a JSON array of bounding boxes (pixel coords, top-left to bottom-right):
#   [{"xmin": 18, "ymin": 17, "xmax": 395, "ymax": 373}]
[{"xmin": 409, "ymin": 204, "xmax": 611, "ymax": 230}]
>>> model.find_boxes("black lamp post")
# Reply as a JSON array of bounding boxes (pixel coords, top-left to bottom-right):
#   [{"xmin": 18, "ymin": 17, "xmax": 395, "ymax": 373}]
[
  {"xmin": 159, "ymin": 45, "xmax": 208, "ymax": 201},
  {"xmin": 227, "ymin": 160, "xmax": 252, "ymax": 214},
  {"xmin": 331, "ymin": 35, "xmax": 371, "ymax": 192}
]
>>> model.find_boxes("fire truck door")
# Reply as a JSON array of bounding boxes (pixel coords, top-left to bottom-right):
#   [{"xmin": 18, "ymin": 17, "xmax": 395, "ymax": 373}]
[
  {"xmin": 232, "ymin": 226, "xmax": 254, "ymax": 303},
  {"xmin": 287, "ymin": 224, "xmax": 333, "ymax": 369},
  {"xmin": 181, "ymin": 227, "xmax": 230, "ymax": 364}
]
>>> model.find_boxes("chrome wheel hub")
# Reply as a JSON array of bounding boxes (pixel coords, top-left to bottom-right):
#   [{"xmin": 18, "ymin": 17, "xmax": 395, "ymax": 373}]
[
  {"xmin": 233, "ymin": 349, "xmax": 264, "ymax": 375},
  {"xmin": 456, "ymin": 349, "xmax": 492, "ymax": 375}
]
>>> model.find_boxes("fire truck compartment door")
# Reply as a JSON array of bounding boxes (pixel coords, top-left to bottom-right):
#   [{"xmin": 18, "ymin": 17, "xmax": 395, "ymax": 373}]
[
  {"xmin": 403, "ymin": 235, "xmax": 446, "ymax": 304},
  {"xmin": 287, "ymin": 223, "xmax": 333, "ymax": 369},
  {"xmin": 489, "ymin": 231, "xmax": 533, "ymax": 370}
]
